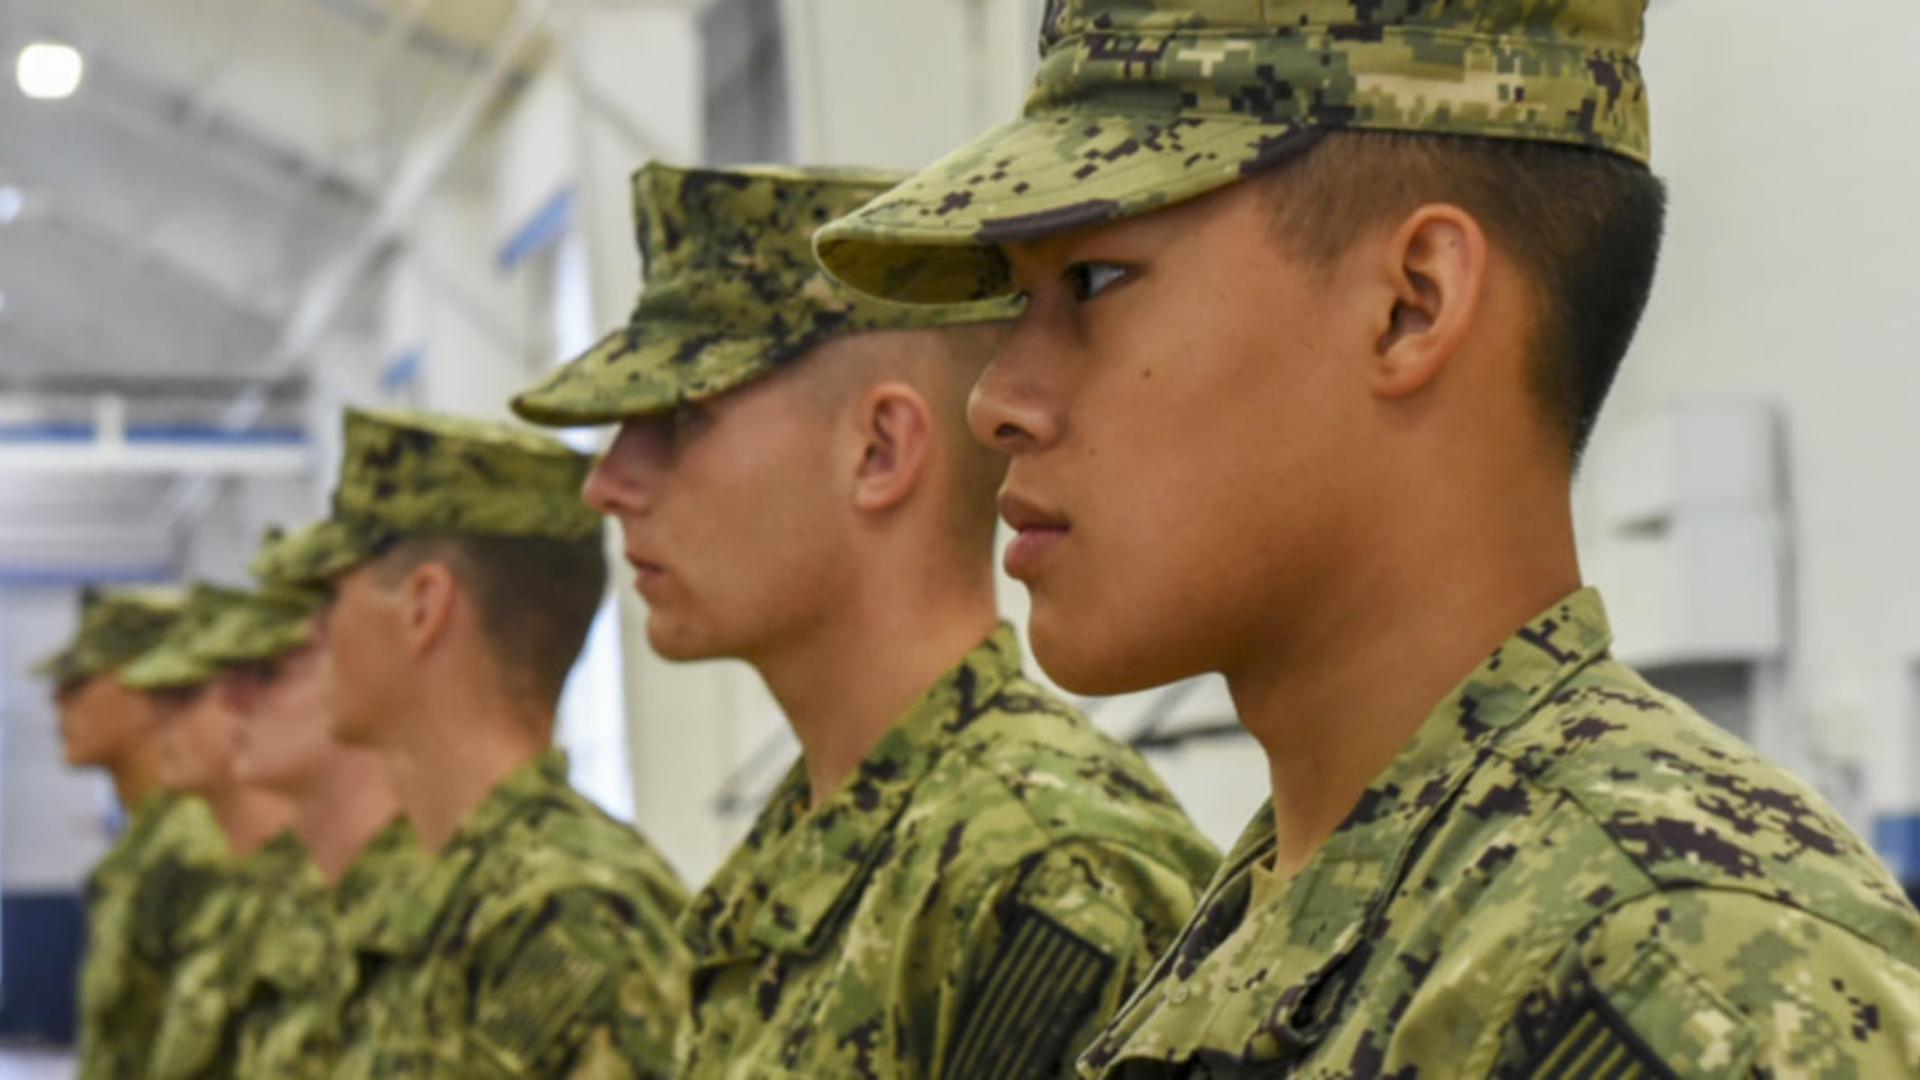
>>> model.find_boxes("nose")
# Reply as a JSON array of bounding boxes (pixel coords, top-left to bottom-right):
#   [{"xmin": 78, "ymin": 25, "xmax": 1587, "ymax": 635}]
[
  {"xmin": 582, "ymin": 422, "xmax": 661, "ymax": 518},
  {"xmin": 967, "ymin": 321, "xmax": 1063, "ymax": 455}
]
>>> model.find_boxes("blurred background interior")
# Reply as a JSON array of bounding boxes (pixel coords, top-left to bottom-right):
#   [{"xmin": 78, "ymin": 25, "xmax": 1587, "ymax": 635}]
[{"xmin": 0, "ymin": 0, "xmax": 1915, "ymax": 1068}]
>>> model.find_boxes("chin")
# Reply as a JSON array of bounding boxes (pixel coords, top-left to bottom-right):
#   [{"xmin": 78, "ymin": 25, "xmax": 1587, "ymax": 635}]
[
  {"xmin": 644, "ymin": 615, "xmax": 731, "ymax": 664},
  {"xmin": 1029, "ymin": 603, "xmax": 1203, "ymax": 697}
]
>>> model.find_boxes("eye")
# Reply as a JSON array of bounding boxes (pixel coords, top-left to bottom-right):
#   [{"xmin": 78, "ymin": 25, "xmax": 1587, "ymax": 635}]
[
  {"xmin": 1065, "ymin": 261, "xmax": 1131, "ymax": 303},
  {"xmin": 668, "ymin": 402, "xmax": 710, "ymax": 441}
]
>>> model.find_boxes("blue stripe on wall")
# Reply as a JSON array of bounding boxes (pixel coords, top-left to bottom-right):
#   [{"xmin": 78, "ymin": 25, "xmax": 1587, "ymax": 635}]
[
  {"xmin": 1874, "ymin": 813, "xmax": 1920, "ymax": 886},
  {"xmin": 497, "ymin": 187, "xmax": 575, "ymax": 271}
]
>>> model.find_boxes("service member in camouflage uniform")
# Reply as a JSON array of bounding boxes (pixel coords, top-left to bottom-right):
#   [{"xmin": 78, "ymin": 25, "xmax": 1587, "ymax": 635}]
[
  {"xmin": 266, "ymin": 407, "xmax": 689, "ymax": 1077},
  {"xmin": 37, "ymin": 589, "xmax": 229, "ymax": 1080},
  {"xmin": 817, "ymin": 0, "xmax": 1920, "ymax": 1073},
  {"xmin": 121, "ymin": 584, "xmax": 305, "ymax": 1079},
  {"xmin": 511, "ymin": 162, "xmax": 1219, "ymax": 1078},
  {"xmin": 220, "ymin": 530, "xmax": 419, "ymax": 1079}
]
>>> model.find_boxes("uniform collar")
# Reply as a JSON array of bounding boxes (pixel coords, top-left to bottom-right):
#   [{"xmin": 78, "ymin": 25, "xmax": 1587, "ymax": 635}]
[
  {"xmin": 356, "ymin": 751, "xmax": 568, "ymax": 957},
  {"xmin": 1118, "ymin": 589, "xmax": 1614, "ymax": 1066},
  {"xmin": 682, "ymin": 625, "xmax": 1024, "ymax": 962}
]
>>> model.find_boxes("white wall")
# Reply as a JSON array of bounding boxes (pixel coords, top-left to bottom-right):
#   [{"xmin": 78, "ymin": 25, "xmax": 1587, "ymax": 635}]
[
  {"xmin": 0, "ymin": 586, "xmax": 114, "ymax": 893},
  {"xmin": 1582, "ymin": 0, "xmax": 1920, "ymax": 837}
]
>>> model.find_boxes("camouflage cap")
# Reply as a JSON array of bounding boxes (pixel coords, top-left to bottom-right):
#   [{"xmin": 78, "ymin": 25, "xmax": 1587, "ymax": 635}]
[
  {"xmin": 815, "ymin": 0, "xmax": 1653, "ymax": 303},
  {"xmin": 262, "ymin": 408, "xmax": 603, "ymax": 587},
  {"xmin": 195, "ymin": 532, "xmax": 327, "ymax": 669},
  {"xmin": 120, "ymin": 585, "xmax": 255, "ymax": 692},
  {"xmin": 510, "ymin": 162, "xmax": 1017, "ymax": 427},
  {"xmin": 34, "ymin": 588, "xmax": 186, "ymax": 685},
  {"xmin": 189, "ymin": 586, "xmax": 324, "ymax": 669}
]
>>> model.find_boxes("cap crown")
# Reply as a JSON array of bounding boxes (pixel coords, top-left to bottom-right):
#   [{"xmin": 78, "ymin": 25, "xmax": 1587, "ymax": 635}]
[
  {"xmin": 510, "ymin": 164, "xmax": 1015, "ymax": 426},
  {"xmin": 120, "ymin": 584, "xmax": 254, "ymax": 690},
  {"xmin": 332, "ymin": 408, "xmax": 601, "ymax": 540},
  {"xmin": 1026, "ymin": 0, "xmax": 1647, "ymax": 160},
  {"xmin": 36, "ymin": 589, "xmax": 185, "ymax": 683}
]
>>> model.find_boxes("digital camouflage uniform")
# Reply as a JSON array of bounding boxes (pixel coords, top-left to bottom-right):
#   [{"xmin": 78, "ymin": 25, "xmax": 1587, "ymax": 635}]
[
  {"xmin": 149, "ymin": 829, "xmax": 318, "ymax": 1079},
  {"xmin": 231, "ymin": 818, "xmax": 424, "ymax": 1079},
  {"xmin": 33, "ymin": 588, "xmax": 229, "ymax": 1080},
  {"xmin": 814, "ymin": 1, "xmax": 1920, "ymax": 1075},
  {"xmin": 271, "ymin": 407, "xmax": 691, "ymax": 1076},
  {"xmin": 73, "ymin": 790, "xmax": 227, "ymax": 1080},
  {"xmin": 679, "ymin": 627, "xmax": 1218, "ymax": 1079},
  {"xmin": 134, "ymin": 565, "xmax": 334, "ymax": 1079},
  {"xmin": 511, "ymin": 165, "xmax": 1217, "ymax": 1077},
  {"xmin": 1080, "ymin": 593, "xmax": 1920, "ymax": 1075},
  {"xmin": 336, "ymin": 751, "xmax": 689, "ymax": 1078}
]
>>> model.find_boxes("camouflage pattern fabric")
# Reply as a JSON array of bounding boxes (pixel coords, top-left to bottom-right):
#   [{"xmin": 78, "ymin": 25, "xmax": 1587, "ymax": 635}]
[
  {"xmin": 335, "ymin": 751, "xmax": 689, "ymax": 1078},
  {"xmin": 814, "ymin": 0, "xmax": 1654, "ymax": 304},
  {"xmin": 1081, "ymin": 590, "xmax": 1920, "ymax": 1077},
  {"xmin": 679, "ymin": 626, "xmax": 1220, "ymax": 1079},
  {"xmin": 232, "ymin": 818, "xmax": 425, "ymax": 1080},
  {"xmin": 75, "ymin": 792, "xmax": 229, "ymax": 1080},
  {"xmin": 260, "ymin": 408, "xmax": 602, "ymax": 587},
  {"xmin": 191, "ymin": 583, "xmax": 325, "ymax": 669},
  {"xmin": 34, "ymin": 587, "xmax": 185, "ymax": 685},
  {"xmin": 148, "ymin": 830, "xmax": 319, "ymax": 1080},
  {"xmin": 119, "ymin": 583, "xmax": 256, "ymax": 691},
  {"xmin": 510, "ymin": 163, "xmax": 1015, "ymax": 428}
]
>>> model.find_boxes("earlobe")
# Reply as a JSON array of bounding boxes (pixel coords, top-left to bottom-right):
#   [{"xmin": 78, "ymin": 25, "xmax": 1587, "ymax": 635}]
[{"xmin": 1373, "ymin": 205, "xmax": 1487, "ymax": 400}]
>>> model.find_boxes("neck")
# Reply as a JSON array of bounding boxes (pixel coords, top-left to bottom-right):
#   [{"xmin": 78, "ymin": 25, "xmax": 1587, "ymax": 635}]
[
  {"xmin": 107, "ymin": 742, "xmax": 169, "ymax": 809},
  {"xmin": 378, "ymin": 684, "xmax": 550, "ymax": 853},
  {"xmin": 1229, "ymin": 484, "xmax": 1579, "ymax": 877},
  {"xmin": 203, "ymin": 784, "xmax": 297, "ymax": 859},
  {"xmin": 290, "ymin": 753, "xmax": 402, "ymax": 885},
  {"xmin": 755, "ymin": 557, "xmax": 999, "ymax": 809}
]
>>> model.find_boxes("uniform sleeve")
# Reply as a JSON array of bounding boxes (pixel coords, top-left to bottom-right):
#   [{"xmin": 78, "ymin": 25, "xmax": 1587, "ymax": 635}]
[
  {"xmin": 1485, "ymin": 888, "xmax": 1920, "ymax": 1078},
  {"xmin": 465, "ymin": 887, "xmax": 688, "ymax": 1080},
  {"xmin": 938, "ymin": 838, "xmax": 1206, "ymax": 1080}
]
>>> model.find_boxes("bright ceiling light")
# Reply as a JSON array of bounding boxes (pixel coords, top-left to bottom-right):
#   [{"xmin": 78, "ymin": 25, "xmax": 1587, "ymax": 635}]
[
  {"xmin": 16, "ymin": 42, "xmax": 84, "ymax": 101},
  {"xmin": 0, "ymin": 186, "xmax": 21, "ymax": 224}
]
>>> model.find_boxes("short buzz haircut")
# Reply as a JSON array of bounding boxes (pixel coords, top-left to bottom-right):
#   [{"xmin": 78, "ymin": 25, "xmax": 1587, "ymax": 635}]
[
  {"xmin": 374, "ymin": 532, "xmax": 608, "ymax": 710},
  {"xmin": 1261, "ymin": 131, "xmax": 1668, "ymax": 462}
]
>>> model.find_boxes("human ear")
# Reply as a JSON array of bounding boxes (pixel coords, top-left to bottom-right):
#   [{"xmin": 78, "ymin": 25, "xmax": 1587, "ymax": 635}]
[
  {"xmin": 850, "ymin": 383, "xmax": 934, "ymax": 513},
  {"xmin": 1372, "ymin": 204, "xmax": 1488, "ymax": 399},
  {"xmin": 400, "ymin": 561, "xmax": 460, "ymax": 658}
]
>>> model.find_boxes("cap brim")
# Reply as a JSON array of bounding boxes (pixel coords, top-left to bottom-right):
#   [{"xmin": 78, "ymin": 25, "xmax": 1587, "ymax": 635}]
[
  {"xmin": 119, "ymin": 648, "xmax": 218, "ymax": 691},
  {"xmin": 815, "ymin": 110, "xmax": 1311, "ymax": 305},
  {"xmin": 511, "ymin": 322, "xmax": 787, "ymax": 428},
  {"xmin": 193, "ymin": 602, "xmax": 319, "ymax": 668},
  {"xmin": 250, "ymin": 519, "xmax": 389, "ymax": 588}
]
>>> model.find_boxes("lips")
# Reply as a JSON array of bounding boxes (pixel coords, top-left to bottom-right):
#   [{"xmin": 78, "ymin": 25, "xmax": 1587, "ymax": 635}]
[
  {"xmin": 999, "ymin": 492, "xmax": 1070, "ymax": 580},
  {"xmin": 625, "ymin": 553, "xmax": 668, "ymax": 595}
]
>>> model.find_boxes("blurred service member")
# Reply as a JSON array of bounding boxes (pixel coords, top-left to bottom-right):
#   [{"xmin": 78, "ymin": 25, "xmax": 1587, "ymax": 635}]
[
  {"xmin": 264, "ymin": 407, "xmax": 688, "ymax": 1077},
  {"xmin": 222, "ymin": 535, "xmax": 420, "ymax": 1079},
  {"xmin": 121, "ymin": 584, "xmax": 302, "ymax": 1080},
  {"xmin": 38, "ymin": 588, "xmax": 226, "ymax": 1080},
  {"xmin": 511, "ymin": 162, "xmax": 1219, "ymax": 1079}
]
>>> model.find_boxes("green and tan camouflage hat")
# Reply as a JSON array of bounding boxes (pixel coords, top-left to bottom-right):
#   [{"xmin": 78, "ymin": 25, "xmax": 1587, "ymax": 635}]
[
  {"xmin": 34, "ymin": 588, "xmax": 186, "ymax": 685},
  {"xmin": 815, "ymin": 0, "xmax": 1653, "ymax": 304},
  {"xmin": 259, "ymin": 408, "xmax": 603, "ymax": 587},
  {"xmin": 190, "ymin": 585, "xmax": 325, "ymax": 669},
  {"xmin": 120, "ymin": 584, "xmax": 254, "ymax": 691},
  {"xmin": 190, "ymin": 528, "xmax": 327, "ymax": 668},
  {"xmin": 510, "ymin": 163, "xmax": 1017, "ymax": 427}
]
